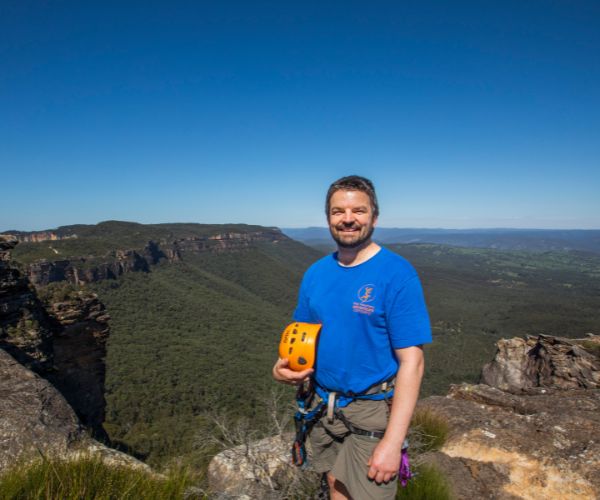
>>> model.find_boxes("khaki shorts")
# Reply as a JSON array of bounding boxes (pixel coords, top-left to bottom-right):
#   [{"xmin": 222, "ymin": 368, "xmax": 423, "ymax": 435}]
[{"xmin": 309, "ymin": 398, "xmax": 397, "ymax": 500}]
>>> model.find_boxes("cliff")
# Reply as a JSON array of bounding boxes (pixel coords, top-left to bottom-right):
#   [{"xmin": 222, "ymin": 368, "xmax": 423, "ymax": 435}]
[
  {"xmin": 12, "ymin": 229, "xmax": 285, "ymax": 286},
  {"xmin": 0, "ymin": 235, "xmax": 109, "ymax": 436},
  {"xmin": 7, "ymin": 230, "xmax": 77, "ymax": 243},
  {"xmin": 42, "ymin": 289, "xmax": 110, "ymax": 434},
  {"xmin": 0, "ymin": 235, "xmax": 54, "ymax": 370}
]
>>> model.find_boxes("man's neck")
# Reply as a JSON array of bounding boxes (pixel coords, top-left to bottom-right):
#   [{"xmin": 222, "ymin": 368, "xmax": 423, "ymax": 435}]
[{"xmin": 336, "ymin": 240, "xmax": 381, "ymax": 267}]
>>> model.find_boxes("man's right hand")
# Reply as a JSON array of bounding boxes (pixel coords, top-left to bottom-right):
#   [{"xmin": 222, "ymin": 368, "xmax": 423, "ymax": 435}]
[{"xmin": 272, "ymin": 358, "xmax": 313, "ymax": 385}]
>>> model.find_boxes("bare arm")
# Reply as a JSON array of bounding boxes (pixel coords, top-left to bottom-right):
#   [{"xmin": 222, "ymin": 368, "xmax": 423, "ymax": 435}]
[{"xmin": 367, "ymin": 345, "xmax": 424, "ymax": 484}]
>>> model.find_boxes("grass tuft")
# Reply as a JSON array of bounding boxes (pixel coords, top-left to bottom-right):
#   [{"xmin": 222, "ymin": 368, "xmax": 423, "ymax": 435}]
[
  {"xmin": 0, "ymin": 456, "xmax": 203, "ymax": 500},
  {"xmin": 409, "ymin": 408, "xmax": 450, "ymax": 453},
  {"xmin": 396, "ymin": 463, "xmax": 453, "ymax": 500}
]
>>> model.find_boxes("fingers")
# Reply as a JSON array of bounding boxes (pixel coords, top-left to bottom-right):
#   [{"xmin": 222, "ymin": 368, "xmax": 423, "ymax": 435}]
[
  {"xmin": 283, "ymin": 367, "xmax": 313, "ymax": 385},
  {"xmin": 273, "ymin": 358, "xmax": 313, "ymax": 385},
  {"xmin": 367, "ymin": 458, "xmax": 396, "ymax": 484},
  {"xmin": 367, "ymin": 464, "xmax": 377, "ymax": 480},
  {"xmin": 368, "ymin": 467, "xmax": 396, "ymax": 484},
  {"xmin": 295, "ymin": 367, "xmax": 314, "ymax": 379}
]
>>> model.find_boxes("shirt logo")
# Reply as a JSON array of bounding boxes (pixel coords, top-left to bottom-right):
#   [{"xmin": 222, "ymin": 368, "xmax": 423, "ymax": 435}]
[
  {"xmin": 358, "ymin": 284, "xmax": 375, "ymax": 303},
  {"xmin": 354, "ymin": 284, "xmax": 376, "ymax": 315}
]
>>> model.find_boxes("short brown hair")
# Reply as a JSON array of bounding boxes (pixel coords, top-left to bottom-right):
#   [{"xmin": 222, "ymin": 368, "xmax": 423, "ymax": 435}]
[{"xmin": 325, "ymin": 175, "xmax": 379, "ymax": 217}]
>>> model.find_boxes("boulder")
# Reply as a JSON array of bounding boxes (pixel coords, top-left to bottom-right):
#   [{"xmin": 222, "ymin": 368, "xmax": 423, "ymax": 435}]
[
  {"xmin": 0, "ymin": 347, "xmax": 149, "ymax": 473},
  {"xmin": 481, "ymin": 334, "xmax": 600, "ymax": 393},
  {"xmin": 208, "ymin": 433, "xmax": 318, "ymax": 499}
]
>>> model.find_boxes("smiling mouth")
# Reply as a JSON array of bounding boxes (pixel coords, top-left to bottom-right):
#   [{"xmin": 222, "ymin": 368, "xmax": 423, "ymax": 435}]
[{"xmin": 336, "ymin": 224, "xmax": 360, "ymax": 232}]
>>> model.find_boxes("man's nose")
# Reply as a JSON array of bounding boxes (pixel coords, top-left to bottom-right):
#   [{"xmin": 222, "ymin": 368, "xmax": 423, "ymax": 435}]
[{"xmin": 342, "ymin": 210, "xmax": 354, "ymax": 223}]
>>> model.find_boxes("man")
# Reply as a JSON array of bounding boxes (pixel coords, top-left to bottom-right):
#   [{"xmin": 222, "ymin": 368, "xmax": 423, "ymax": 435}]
[{"xmin": 273, "ymin": 175, "xmax": 431, "ymax": 499}]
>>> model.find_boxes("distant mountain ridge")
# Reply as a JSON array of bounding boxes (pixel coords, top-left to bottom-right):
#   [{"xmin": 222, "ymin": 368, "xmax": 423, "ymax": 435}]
[
  {"xmin": 283, "ymin": 227, "xmax": 600, "ymax": 253},
  {"xmin": 3, "ymin": 220, "xmax": 290, "ymax": 285}
]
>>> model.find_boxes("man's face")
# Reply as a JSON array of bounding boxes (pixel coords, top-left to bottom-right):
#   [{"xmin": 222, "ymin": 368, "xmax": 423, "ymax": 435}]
[{"xmin": 328, "ymin": 189, "xmax": 378, "ymax": 249}]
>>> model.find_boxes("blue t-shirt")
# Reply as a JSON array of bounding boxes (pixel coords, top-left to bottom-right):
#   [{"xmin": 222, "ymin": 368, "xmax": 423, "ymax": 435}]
[{"xmin": 293, "ymin": 246, "xmax": 431, "ymax": 394}]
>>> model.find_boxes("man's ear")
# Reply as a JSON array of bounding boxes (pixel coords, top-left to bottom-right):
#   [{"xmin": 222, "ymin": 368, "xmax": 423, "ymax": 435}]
[{"xmin": 373, "ymin": 215, "xmax": 378, "ymax": 227}]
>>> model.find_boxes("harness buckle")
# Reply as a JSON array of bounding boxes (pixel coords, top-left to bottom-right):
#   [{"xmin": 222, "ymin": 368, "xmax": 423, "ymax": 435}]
[{"xmin": 326, "ymin": 391, "xmax": 337, "ymax": 423}]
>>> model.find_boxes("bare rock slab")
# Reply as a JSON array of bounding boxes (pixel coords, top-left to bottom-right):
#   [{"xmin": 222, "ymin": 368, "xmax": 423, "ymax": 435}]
[
  {"xmin": 0, "ymin": 348, "xmax": 82, "ymax": 470},
  {"xmin": 420, "ymin": 384, "xmax": 600, "ymax": 499},
  {"xmin": 0, "ymin": 348, "xmax": 149, "ymax": 474}
]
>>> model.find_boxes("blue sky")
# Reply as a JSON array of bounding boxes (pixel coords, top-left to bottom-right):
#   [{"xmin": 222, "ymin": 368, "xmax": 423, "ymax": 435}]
[{"xmin": 1, "ymin": 1, "xmax": 599, "ymax": 231}]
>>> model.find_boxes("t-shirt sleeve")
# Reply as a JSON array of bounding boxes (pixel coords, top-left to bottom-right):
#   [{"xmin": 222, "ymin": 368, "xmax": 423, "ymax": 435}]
[
  {"xmin": 385, "ymin": 275, "xmax": 432, "ymax": 349},
  {"xmin": 292, "ymin": 271, "xmax": 315, "ymax": 323}
]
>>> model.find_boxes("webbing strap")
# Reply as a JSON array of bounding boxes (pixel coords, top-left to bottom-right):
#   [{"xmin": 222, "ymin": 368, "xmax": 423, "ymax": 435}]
[
  {"xmin": 335, "ymin": 410, "xmax": 385, "ymax": 439},
  {"xmin": 314, "ymin": 380, "xmax": 395, "ymax": 410}
]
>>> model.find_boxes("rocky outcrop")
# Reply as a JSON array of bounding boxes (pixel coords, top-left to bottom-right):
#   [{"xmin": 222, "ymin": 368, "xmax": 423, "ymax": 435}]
[
  {"xmin": 22, "ymin": 230, "xmax": 284, "ymax": 286},
  {"xmin": 481, "ymin": 334, "xmax": 600, "ymax": 392},
  {"xmin": 0, "ymin": 348, "xmax": 147, "ymax": 473},
  {"xmin": 419, "ymin": 383, "xmax": 599, "ymax": 499},
  {"xmin": 0, "ymin": 348, "xmax": 82, "ymax": 470},
  {"xmin": 208, "ymin": 434, "xmax": 318, "ymax": 499},
  {"xmin": 26, "ymin": 246, "xmax": 158, "ymax": 287},
  {"xmin": 44, "ymin": 291, "xmax": 110, "ymax": 435},
  {"xmin": 0, "ymin": 235, "xmax": 54, "ymax": 370},
  {"xmin": 0, "ymin": 235, "xmax": 109, "ymax": 436},
  {"xmin": 7, "ymin": 231, "xmax": 77, "ymax": 243},
  {"xmin": 419, "ymin": 334, "xmax": 600, "ymax": 500}
]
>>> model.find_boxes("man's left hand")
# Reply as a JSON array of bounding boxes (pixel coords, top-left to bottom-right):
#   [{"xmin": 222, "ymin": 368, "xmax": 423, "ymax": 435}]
[{"xmin": 367, "ymin": 439, "xmax": 401, "ymax": 484}]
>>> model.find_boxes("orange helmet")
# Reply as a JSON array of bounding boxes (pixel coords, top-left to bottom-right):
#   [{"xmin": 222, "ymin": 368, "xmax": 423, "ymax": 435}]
[{"xmin": 279, "ymin": 322, "xmax": 321, "ymax": 371}]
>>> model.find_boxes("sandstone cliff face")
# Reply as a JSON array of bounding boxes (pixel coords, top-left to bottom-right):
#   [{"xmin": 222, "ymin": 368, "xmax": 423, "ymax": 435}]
[
  {"xmin": 26, "ymin": 245, "xmax": 158, "ymax": 286},
  {"xmin": 43, "ymin": 291, "xmax": 110, "ymax": 435},
  {"xmin": 7, "ymin": 231, "xmax": 77, "ymax": 243},
  {"xmin": 0, "ymin": 235, "xmax": 109, "ymax": 436},
  {"xmin": 0, "ymin": 235, "xmax": 54, "ymax": 370},
  {"xmin": 22, "ymin": 230, "xmax": 283, "ymax": 286}
]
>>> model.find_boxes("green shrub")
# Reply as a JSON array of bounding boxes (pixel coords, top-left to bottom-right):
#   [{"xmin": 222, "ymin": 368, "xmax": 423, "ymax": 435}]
[
  {"xmin": 396, "ymin": 463, "xmax": 453, "ymax": 500},
  {"xmin": 0, "ymin": 456, "xmax": 202, "ymax": 500}
]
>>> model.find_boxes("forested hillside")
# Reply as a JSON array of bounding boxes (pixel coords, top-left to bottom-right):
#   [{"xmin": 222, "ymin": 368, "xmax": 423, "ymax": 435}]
[
  {"xmin": 398, "ymin": 244, "xmax": 600, "ymax": 395},
  {"xmin": 91, "ymin": 239, "xmax": 321, "ymax": 465}
]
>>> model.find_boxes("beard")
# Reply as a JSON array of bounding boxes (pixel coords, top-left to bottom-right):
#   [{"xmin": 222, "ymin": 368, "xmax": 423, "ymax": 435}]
[{"xmin": 329, "ymin": 221, "xmax": 375, "ymax": 249}]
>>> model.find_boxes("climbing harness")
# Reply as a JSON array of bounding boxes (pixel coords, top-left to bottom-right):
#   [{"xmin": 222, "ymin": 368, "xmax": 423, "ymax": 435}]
[
  {"xmin": 279, "ymin": 322, "xmax": 321, "ymax": 371},
  {"xmin": 290, "ymin": 376, "xmax": 413, "ymax": 489},
  {"xmin": 291, "ymin": 379, "xmax": 324, "ymax": 466},
  {"xmin": 290, "ymin": 375, "xmax": 395, "ymax": 466}
]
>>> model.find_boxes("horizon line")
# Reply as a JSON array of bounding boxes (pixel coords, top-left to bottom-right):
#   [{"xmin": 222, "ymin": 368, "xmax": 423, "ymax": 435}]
[{"xmin": 2, "ymin": 219, "xmax": 600, "ymax": 234}]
